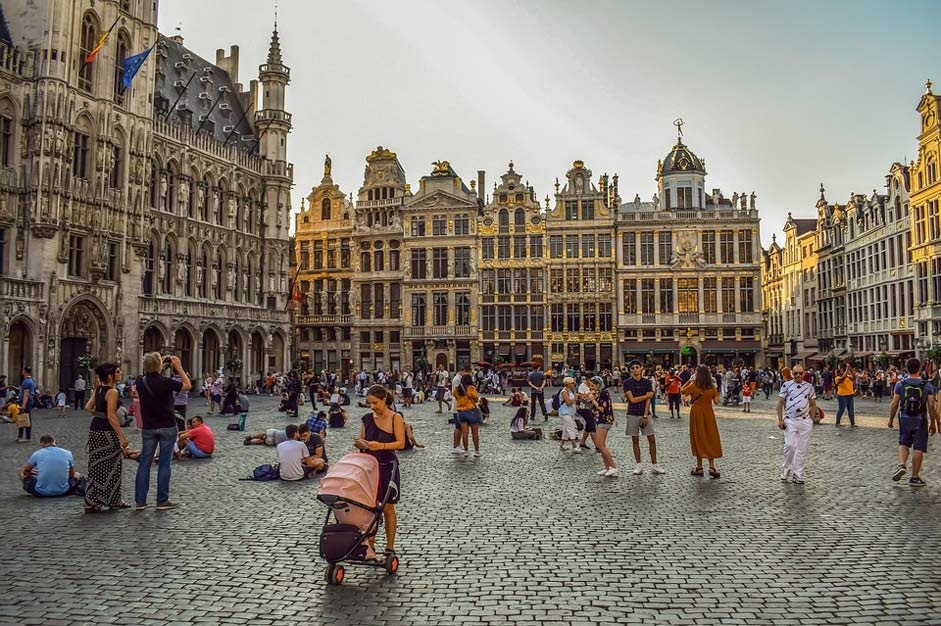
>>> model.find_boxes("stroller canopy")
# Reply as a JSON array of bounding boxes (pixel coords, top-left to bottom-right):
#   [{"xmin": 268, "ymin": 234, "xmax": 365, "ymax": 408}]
[{"xmin": 318, "ymin": 453, "xmax": 380, "ymax": 509}]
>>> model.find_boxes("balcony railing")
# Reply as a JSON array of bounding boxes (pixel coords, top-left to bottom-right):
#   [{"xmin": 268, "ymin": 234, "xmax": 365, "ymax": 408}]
[
  {"xmin": 295, "ymin": 314, "xmax": 352, "ymax": 325},
  {"xmin": 620, "ymin": 208, "xmax": 758, "ymax": 222},
  {"xmin": 0, "ymin": 276, "xmax": 44, "ymax": 301},
  {"xmin": 404, "ymin": 325, "xmax": 477, "ymax": 339},
  {"xmin": 678, "ymin": 312, "xmax": 700, "ymax": 324}
]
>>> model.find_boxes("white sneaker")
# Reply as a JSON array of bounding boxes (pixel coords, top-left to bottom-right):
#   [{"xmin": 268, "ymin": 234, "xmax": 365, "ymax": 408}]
[
  {"xmin": 451, "ymin": 447, "xmax": 463, "ymax": 454},
  {"xmin": 572, "ymin": 447, "xmax": 582, "ymax": 454},
  {"xmin": 473, "ymin": 451, "xmax": 481, "ymax": 457},
  {"xmin": 632, "ymin": 464, "xmax": 644, "ymax": 475},
  {"xmin": 780, "ymin": 470, "xmax": 790, "ymax": 482},
  {"xmin": 652, "ymin": 464, "xmax": 666, "ymax": 475},
  {"xmin": 462, "ymin": 450, "xmax": 468, "ymax": 457},
  {"xmin": 604, "ymin": 467, "xmax": 619, "ymax": 477},
  {"xmin": 596, "ymin": 468, "xmax": 609, "ymax": 475}
]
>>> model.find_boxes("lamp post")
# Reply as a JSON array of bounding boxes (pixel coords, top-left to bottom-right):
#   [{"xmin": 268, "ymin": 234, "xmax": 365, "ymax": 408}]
[{"xmin": 915, "ymin": 336, "xmax": 924, "ymax": 363}]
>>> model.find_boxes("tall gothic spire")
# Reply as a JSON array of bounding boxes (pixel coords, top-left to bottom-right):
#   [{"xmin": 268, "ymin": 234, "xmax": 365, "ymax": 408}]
[{"xmin": 267, "ymin": 27, "xmax": 283, "ymax": 65}]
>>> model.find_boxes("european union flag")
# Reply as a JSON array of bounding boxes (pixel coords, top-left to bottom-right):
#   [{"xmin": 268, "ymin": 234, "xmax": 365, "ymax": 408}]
[{"xmin": 121, "ymin": 46, "xmax": 154, "ymax": 89}]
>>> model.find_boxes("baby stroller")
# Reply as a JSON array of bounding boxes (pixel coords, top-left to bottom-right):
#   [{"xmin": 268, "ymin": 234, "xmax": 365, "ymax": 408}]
[
  {"xmin": 317, "ymin": 453, "xmax": 400, "ymax": 585},
  {"xmin": 722, "ymin": 378, "xmax": 742, "ymax": 406}
]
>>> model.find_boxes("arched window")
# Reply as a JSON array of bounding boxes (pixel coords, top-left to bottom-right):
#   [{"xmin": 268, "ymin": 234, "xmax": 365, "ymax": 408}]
[
  {"xmin": 215, "ymin": 184, "xmax": 225, "ymax": 225},
  {"xmin": 149, "ymin": 160, "xmax": 158, "ymax": 209},
  {"xmin": 78, "ymin": 13, "xmax": 98, "ymax": 92},
  {"xmin": 201, "ymin": 177, "xmax": 211, "ymax": 221},
  {"xmin": 163, "ymin": 241, "xmax": 174, "ymax": 295},
  {"xmin": 199, "ymin": 251, "xmax": 209, "ymax": 298},
  {"xmin": 109, "ymin": 141, "xmax": 123, "ymax": 189},
  {"xmin": 322, "ymin": 198, "xmax": 331, "ymax": 220},
  {"xmin": 247, "ymin": 257, "xmax": 255, "ymax": 303},
  {"xmin": 498, "ymin": 209, "xmax": 510, "ymax": 233},
  {"xmin": 514, "ymin": 208, "xmax": 525, "ymax": 228},
  {"xmin": 113, "ymin": 32, "xmax": 130, "ymax": 105},
  {"xmin": 245, "ymin": 196, "xmax": 254, "ymax": 234},
  {"xmin": 187, "ymin": 176, "xmax": 196, "ymax": 219},
  {"xmin": 361, "ymin": 251, "xmax": 371, "ymax": 273},
  {"xmin": 374, "ymin": 250, "xmax": 384, "ymax": 272},
  {"xmin": 185, "ymin": 245, "xmax": 194, "ymax": 297},
  {"xmin": 215, "ymin": 252, "xmax": 224, "ymax": 299},
  {"xmin": 235, "ymin": 196, "xmax": 243, "ymax": 230},
  {"xmin": 234, "ymin": 255, "xmax": 242, "ymax": 301},
  {"xmin": 142, "ymin": 240, "xmax": 155, "ymax": 295},
  {"xmin": 165, "ymin": 164, "xmax": 177, "ymax": 213}
]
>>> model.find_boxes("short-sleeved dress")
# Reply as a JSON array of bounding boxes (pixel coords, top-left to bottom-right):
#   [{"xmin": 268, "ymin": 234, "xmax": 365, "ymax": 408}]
[
  {"xmin": 360, "ymin": 413, "xmax": 401, "ymax": 505},
  {"xmin": 687, "ymin": 384, "xmax": 723, "ymax": 459}
]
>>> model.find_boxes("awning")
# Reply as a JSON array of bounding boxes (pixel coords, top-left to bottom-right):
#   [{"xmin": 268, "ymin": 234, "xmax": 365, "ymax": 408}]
[
  {"xmin": 792, "ymin": 352, "xmax": 816, "ymax": 361},
  {"xmin": 807, "ymin": 354, "xmax": 826, "ymax": 362},
  {"xmin": 700, "ymin": 340, "xmax": 763, "ymax": 351},
  {"xmin": 854, "ymin": 351, "xmax": 872, "ymax": 357}
]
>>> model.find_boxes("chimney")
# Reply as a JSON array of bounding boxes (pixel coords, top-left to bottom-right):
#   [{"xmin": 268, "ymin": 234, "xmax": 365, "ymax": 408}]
[{"xmin": 478, "ymin": 170, "xmax": 486, "ymax": 203}]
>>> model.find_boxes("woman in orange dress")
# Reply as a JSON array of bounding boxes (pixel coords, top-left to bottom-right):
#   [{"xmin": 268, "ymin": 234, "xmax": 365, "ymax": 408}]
[{"xmin": 682, "ymin": 365, "xmax": 723, "ymax": 478}]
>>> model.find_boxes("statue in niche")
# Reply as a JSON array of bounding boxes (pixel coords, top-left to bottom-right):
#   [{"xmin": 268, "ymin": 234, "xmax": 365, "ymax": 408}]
[
  {"xmin": 178, "ymin": 179, "xmax": 189, "ymax": 210},
  {"xmin": 157, "ymin": 255, "xmax": 167, "ymax": 282},
  {"xmin": 195, "ymin": 262, "xmax": 204, "ymax": 286},
  {"xmin": 176, "ymin": 257, "xmax": 187, "ymax": 284},
  {"xmin": 226, "ymin": 266, "xmax": 236, "ymax": 291},
  {"xmin": 210, "ymin": 265, "xmax": 219, "ymax": 290}
]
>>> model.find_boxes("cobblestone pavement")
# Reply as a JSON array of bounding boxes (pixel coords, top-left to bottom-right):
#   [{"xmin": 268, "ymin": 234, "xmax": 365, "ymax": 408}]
[{"xmin": 1, "ymin": 390, "xmax": 939, "ymax": 626}]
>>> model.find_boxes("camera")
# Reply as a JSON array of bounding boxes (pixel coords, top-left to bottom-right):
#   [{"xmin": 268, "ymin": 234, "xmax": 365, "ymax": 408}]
[{"xmin": 163, "ymin": 356, "xmax": 173, "ymax": 369}]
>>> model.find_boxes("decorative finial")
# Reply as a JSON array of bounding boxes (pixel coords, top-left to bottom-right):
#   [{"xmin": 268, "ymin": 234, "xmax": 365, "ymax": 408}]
[
  {"xmin": 819, "ymin": 182, "xmax": 825, "ymax": 199},
  {"xmin": 544, "ymin": 195, "xmax": 550, "ymax": 210},
  {"xmin": 772, "ymin": 233, "xmax": 777, "ymax": 243},
  {"xmin": 554, "ymin": 177, "xmax": 560, "ymax": 192},
  {"xmin": 274, "ymin": 0, "xmax": 279, "ymax": 30},
  {"xmin": 673, "ymin": 117, "xmax": 684, "ymax": 142},
  {"xmin": 508, "ymin": 160, "xmax": 514, "ymax": 172},
  {"xmin": 927, "ymin": 78, "xmax": 933, "ymax": 94},
  {"xmin": 299, "ymin": 197, "xmax": 305, "ymax": 211},
  {"xmin": 323, "ymin": 154, "xmax": 332, "ymax": 178}
]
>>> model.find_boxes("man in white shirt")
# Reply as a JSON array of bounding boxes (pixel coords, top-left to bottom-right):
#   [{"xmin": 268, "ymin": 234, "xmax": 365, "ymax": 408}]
[
  {"xmin": 73, "ymin": 374, "xmax": 87, "ymax": 410},
  {"xmin": 277, "ymin": 424, "xmax": 324, "ymax": 481},
  {"xmin": 435, "ymin": 365, "xmax": 451, "ymax": 413},
  {"xmin": 777, "ymin": 363, "xmax": 817, "ymax": 484}
]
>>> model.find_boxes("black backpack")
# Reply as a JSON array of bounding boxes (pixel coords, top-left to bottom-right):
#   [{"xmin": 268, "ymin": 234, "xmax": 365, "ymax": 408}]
[
  {"xmin": 551, "ymin": 389, "xmax": 563, "ymax": 411},
  {"xmin": 902, "ymin": 379, "xmax": 928, "ymax": 416}
]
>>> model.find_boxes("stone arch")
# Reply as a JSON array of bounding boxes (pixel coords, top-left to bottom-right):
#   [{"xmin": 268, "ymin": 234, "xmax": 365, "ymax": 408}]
[
  {"xmin": 7, "ymin": 316, "xmax": 34, "ymax": 385},
  {"xmin": 58, "ymin": 296, "xmax": 112, "ymax": 391},
  {"xmin": 173, "ymin": 324, "xmax": 196, "ymax": 374},
  {"xmin": 201, "ymin": 325, "xmax": 223, "ymax": 375},
  {"xmin": 142, "ymin": 322, "xmax": 168, "ymax": 354},
  {"xmin": 249, "ymin": 327, "xmax": 266, "ymax": 377},
  {"xmin": 270, "ymin": 329, "xmax": 286, "ymax": 373},
  {"xmin": 226, "ymin": 326, "xmax": 246, "ymax": 380}
]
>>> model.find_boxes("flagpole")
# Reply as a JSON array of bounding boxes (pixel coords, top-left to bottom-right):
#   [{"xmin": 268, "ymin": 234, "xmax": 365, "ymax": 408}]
[
  {"xmin": 223, "ymin": 98, "xmax": 255, "ymax": 145},
  {"xmin": 195, "ymin": 87, "xmax": 227, "ymax": 134},
  {"xmin": 163, "ymin": 68, "xmax": 200, "ymax": 120}
]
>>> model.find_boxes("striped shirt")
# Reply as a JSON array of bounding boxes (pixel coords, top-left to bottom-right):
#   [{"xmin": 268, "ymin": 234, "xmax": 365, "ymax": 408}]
[{"xmin": 779, "ymin": 380, "xmax": 816, "ymax": 420}]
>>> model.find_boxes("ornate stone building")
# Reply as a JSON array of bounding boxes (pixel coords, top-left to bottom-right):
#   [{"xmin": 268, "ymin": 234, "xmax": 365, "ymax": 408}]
[
  {"xmin": 0, "ymin": 2, "xmax": 292, "ymax": 389},
  {"xmin": 293, "ymin": 156, "xmax": 354, "ymax": 376},
  {"xmin": 545, "ymin": 160, "xmax": 617, "ymax": 371},
  {"xmin": 351, "ymin": 147, "xmax": 408, "ymax": 372},
  {"xmin": 761, "ymin": 236, "xmax": 784, "ymax": 368},
  {"xmin": 778, "ymin": 214, "xmax": 817, "ymax": 364},
  {"xmin": 814, "ymin": 184, "xmax": 847, "ymax": 359},
  {"xmin": 478, "ymin": 162, "xmax": 546, "ymax": 366},
  {"xmin": 617, "ymin": 130, "xmax": 763, "ymax": 368},
  {"xmin": 402, "ymin": 160, "xmax": 479, "ymax": 371}
]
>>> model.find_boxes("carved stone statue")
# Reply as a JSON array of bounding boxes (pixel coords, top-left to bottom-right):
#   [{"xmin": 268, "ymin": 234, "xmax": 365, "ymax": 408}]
[
  {"xmin": 195, "ymin": 262, "xmax": 204, "ymax": 286},
  {"xmin": 197, "ymin": 185, "xmax": 205, "ymax": 212},
  {"xmin": 176, "ymin": 256, "xmax": 187, "ymax": 284},
  {"xmin": 226, "ymin": 266, "xmax": 236, "ymax": 291},
  {"xmin": 160, "ymin": 173, "xmax": 168, "ymax": 207},
  {"xmin": 158, "ymin": 255, "xmax": 167, "ymax": 282},
  {"xmin": 178, "ymin": 179, "xmax": 189, "ymax": 209},
  {"xmin": 324, "ymin": 154, "xmax": 332, "ymax": 177},
  {"xmin": 210, "ymin": 264, "xmax": 219, "ymax": 290},
  {"xmin": 749, "ymin": 192, "xmax": 756, "ymax": 210},
  {"xmin": 242, "ymin": 271, "xmax": 249, "ymax": 294},
  {"xmin": 227, "ymin": 197, "xmax": 236, "ymax": 219},
  {"xmin": 0, "ymin": 195, "xmax": 8, "ymax": 220}
]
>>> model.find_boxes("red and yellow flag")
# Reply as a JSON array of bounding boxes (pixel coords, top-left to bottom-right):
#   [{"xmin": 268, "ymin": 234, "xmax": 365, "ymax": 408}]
[{"xmin": 84, "ymin": 17, "xmax": 119, "ymax": 64}]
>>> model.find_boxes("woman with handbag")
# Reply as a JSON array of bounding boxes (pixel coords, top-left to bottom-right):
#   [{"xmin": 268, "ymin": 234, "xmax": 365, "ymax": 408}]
[
  {"xmin": 682, "ymin": 365, "xmax": 723, "ymax": 479},
  {"xmin": 83, "ymin": 363, "xmax": 136, "ymax": 512}
]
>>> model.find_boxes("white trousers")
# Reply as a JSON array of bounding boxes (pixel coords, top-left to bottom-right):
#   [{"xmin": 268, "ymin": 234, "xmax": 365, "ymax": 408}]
[{"xmin": 782, "ymin": 416, "xmax": 813, "ymax": 479}]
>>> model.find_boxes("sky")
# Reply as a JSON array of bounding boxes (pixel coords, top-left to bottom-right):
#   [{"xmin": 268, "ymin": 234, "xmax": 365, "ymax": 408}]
[{"xmin": 157, "ymin": 0, "xmax": 941, "ymax": 247}]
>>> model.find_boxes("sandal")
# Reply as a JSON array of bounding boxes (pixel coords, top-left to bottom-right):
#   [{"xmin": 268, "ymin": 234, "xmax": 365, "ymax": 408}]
[
  {"xmin": 110, "ymin": 502, "xmax": 131, "ymax": 510},
  {"xmin": 691, "ymin": 468, "xmax": 704, "ymax": 476},
  {"xmin": 709, "ymin": 468, "xmax": 720, "ymax": 479},
  {"xmin": 83, "ymin": 505, "xmax": 102, "ymax": 514},
  {"xmin": 123, "ymin": 450, "xmax": 142, "ymax": 460}
]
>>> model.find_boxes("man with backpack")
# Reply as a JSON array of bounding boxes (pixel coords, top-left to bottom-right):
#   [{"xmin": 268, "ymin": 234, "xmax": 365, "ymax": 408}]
[{"xmin": 888, "ymin": 358, "xmax": 939, "ymax": 487}]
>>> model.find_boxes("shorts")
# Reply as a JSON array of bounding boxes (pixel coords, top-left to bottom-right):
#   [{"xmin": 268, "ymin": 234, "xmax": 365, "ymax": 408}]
[
  {"xmin": 899, "ymin": 416, "xmax": 929, "ymax": 453},
  {"xmin": 625, "ymin": 413, "xmax": 655, "ymax": 437},
  {"xmin": 596, "ymin": 421, "xmax": 614, "ymax": 430},
  {"xmin": 264, "ymin": 428, "xmax": 278, "ymax": 446},
  {"xmin": 403, "ymin": 388, "xmax": 413, "ymax": 398},
  {"xmin": 578, "ymin": 408, "xmax": 596, "ymax": 433},
  {"xmin": 457, "ymin": 408, "xmax": 482, "ymax": 425},
  {"xmin": 211, "ymin": 394, "xmax": 222, "ymax": 403},
  {"xmin": 435, "ymin": 388, "xmax": 446, "ymax": 401},
  {"xmin": 743, "ymin": 396, "xmax": 752, "ymax": 404}
]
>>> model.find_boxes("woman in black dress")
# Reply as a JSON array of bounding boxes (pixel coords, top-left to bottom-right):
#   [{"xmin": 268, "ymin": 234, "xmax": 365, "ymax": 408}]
[
  {"xmin": 83, "ymin": 363, "xmax": 132, "ymax": 512},
  {"xmin": 354, "ymin": 384, "xmax": 406, "ymax": 556}
]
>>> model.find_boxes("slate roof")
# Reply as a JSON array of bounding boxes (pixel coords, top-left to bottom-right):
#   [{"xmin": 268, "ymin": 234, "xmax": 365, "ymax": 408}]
[
  {"xmin": 154, "ymin": 34, "xmax": 256, "ymax": 151},
  {"xmin": 0, "ymin": 5, "xmax": 12, "ymax": 46},
  {"xmin": 793, "ymin": 219, "xmax": 816, "ymax": 235}
]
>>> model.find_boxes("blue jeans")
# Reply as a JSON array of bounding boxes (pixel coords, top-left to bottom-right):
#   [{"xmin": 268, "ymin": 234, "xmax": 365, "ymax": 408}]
[
  {"xmin": 135, "ymin": 426, "xmax": 177, "ymax": 505},
  {"xmin": 836, "ymin": 395, "xmax": 855, "ymax": 425},
  {"xmin": 186, "ymin": 440, "xmax": 212, "ymax": 458}
]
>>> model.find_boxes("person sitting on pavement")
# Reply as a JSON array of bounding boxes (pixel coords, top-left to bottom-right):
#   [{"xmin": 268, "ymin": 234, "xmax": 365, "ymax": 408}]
[
  {"xmin": 278, "ymin": 423, "xmax": 325, "ymax": 481},
  {"xmin": 510, "ymin": 407, "xmax": 542, "ymax": 440},
  {"xmin": 327, "ymin": 397, "xmax": 347, "ymax": 428},
  {"xmin": 402, "ymin": 422, "xmax": 425, "ymax": 450},
  {"xmin": 177, "ymin": 416, "xmax": 215, "ymax": 458},
  {"xmin": 478, "ymin": 396, "xmax": 491, "ymax": 425},
  {"xmin": 298, "ymin": 423, "xmax": 328, "ymax": 473},
  {"xmin": 307, "ymin": 410, "xmax": 328, "ymax": 438},
  {"xmin": 245, "ymin": 427, "xmax": 289, "ymax": 446},
  {"xmin": 19, "ymin": 435, "xmax": 79, "ymax": 497},
  {"xmin": 502, "ymin": 387, "xmax": 525, "ymax": 407}
]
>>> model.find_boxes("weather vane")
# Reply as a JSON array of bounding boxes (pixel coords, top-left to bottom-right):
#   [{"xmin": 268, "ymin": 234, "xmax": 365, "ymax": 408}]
[{"xmin": 673, "ymin": 118, "xmax": 684, "ymax": 141}]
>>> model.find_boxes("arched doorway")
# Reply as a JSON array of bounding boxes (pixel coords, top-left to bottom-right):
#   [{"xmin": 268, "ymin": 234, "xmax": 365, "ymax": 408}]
[
  {"xmin": 202, "ymin": 329, "xmax": 220, "ymax": 375},
  {"xmin": 251, "ymin": 331, "xmax": 265, "ymax": 377},
  {"xmin": 174, "ymin": 329, "xmax": 193, "ymax": 373},
  {"xmin": 435, "ymin": 352, "xmax": 447, "ymax": 370},
  {"xmin": 7, "ymin": 320, "xmax": 32, "ymax": 384},
  {"xmin": 270, "ymin": 332, "xmax": 285, "ymax": 373},
  {"xmin": 226, "ymin": 329, "xmax": 243, "ymax": 383},
  {"xmin": 681, "ymin": 346, "xmax": 698, "ymax": 366},
  {"xmin": 59, "ymin": 299, "xmax": 110, "ymax": 391},
  {"xmin": 143, "ymin": 325, "xmax": 164, "ymax": 354}
]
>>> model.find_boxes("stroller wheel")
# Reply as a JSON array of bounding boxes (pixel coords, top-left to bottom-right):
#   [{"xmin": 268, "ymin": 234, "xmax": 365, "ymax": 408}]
[
  {"xmin": 325, "ymin": 563, "xmax": 345, "ymax": 585},
  {"xmin": 385, "ymin": 554, "xmax": 399, "ymax": 575}
]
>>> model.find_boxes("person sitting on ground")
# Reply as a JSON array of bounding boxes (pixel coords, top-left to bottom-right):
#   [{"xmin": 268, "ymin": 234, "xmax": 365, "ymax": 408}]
[
  {"xmin": 115, "ymin": 405, "xmax": 134, "ymax": 428},
  {"xmin": 278, "ymin": 392, "xmax": 291, "ymax": 413},
  {"xmin": 245, "ymin": 427, "xmax": 288, "ymax": 446},
  {"xmin": 403, "ymin": 422, "xmax": 425, "ymax": 450},
  {"xmin": 2, "ymin": 397, "xmax": 19, "ymax": 424},
  {"xmin": 177, "ymin": 415, "xmax": 215, "ymax": 458},
  {"xmin": 510, "ymin": 407, "xmax": 542, "ymax": 440},
  {"xmin": 503, "ymin": 387, "xmax": 525, "ymax": 407},
  {"xmin": 19, "ymin": 435, "xmax": 79, "ymax": 497},
  {"xmin": 278, "ymin": 423, "xmax": 324, "ymax": 481},
  {"xmin": 478, "ymin": 396, "xmax": 491, "ymax": 424},
  {"xmin": 307, "ymin": 410, "xmax": 328, "ymax": 438},
  {"xmin": 297, "ymin": 423, "xmax": 328, "ymax": 474},
  {"xmin": 236, "ymin": 393, "xmax": 250, "ymax": 414}
]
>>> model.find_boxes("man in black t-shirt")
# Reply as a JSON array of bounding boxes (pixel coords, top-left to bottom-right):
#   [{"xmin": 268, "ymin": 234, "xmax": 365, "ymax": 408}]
[
  {"xmin": 134, "ymin": 353, "xmax": 191, "ymax": 511},
  {"xmin": 527, "ymin": 368, "xmax": 548, "ymax": 421},
  {"xmin": 622, "ymin": 361, "xmax": 664, "ymax": 476}
]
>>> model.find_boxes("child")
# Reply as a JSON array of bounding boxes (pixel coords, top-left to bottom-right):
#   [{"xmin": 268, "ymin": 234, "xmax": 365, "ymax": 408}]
[
  {"xmin": 55, "ymin": 389, "xmax": 67, "ymax": 416},
  {"xmin": 742, "ymin": 381, "xmax": 753, "ymax": 413},
  {"xmin": 478, "ymin": 396, "xmax": 491, "ymax": 424}
]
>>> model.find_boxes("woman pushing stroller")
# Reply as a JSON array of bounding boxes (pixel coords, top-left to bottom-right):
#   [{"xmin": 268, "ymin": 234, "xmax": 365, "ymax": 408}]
[{"xmin": 353, "ymin": 384, "xmax": 406, "ymax": 557}]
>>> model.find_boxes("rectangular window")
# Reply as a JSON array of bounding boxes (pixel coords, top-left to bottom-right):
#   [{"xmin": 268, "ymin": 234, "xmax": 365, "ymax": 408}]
[
  {"xmin": 454, "ymin": 247, "xmax": 471, "ymax": 278},
  {"xmin": 622, "ymin": 233, "xmax": 636, "ymax": 265},
  {"xmin": 373, "ymin": 283, "xmax": 385, "ymax": 319},
  {"xmin": 411, "ymin": 293, "xmax": 426, "ymax": 326},
  {"xmin": 513, "ymin": 236, "xmax": 527, "ymax": 259},
  {"xmin": 360, "ymin": 284, "xmax": 372, "ymax": 319},
  {"xmin": 550, "ymin": 235, "xmax": 563, "ymax": 258},
  {"xmin": 583, "ymin": 303, "xmax": 596, "ymax": 332},
  {"xmin": 68, "ymin": 235, "xmax": 84, "ymax": 277},
  {"xmin": 300, "ymin": 249, "xmax": 310, "ymax": 270},
  {"xmin": 456, "ymin": 292, "xmax": 471, "ymax": 326},
  {"xmin": 599, "ymin": 268, "xmax": 613, "ymax": 292},
  {"xmin": 551, "ymin": 303, "xmax": 564, "ymax": 332},
  {"xmin": 566, "ymin": 303, "xmax": 580, "ymax": 332},
  {"xmin": 720, "ymin": 230, "xmax": 734, "ymax": 263},
  {"xmin": 676, "ymin": 187, "xmax": 693, "ymax": 208},
  {"xmin": 721, "ymin": 277, "xmax": 736, "ymax": 313},
  {"xmin": 498, "ymin": 305, "xmax": 512, "ymax": 331},
  {"xmin": 530, "ymin": 269, "xmax": 544, "ymax": 293},
  {"xmin": 581, "ymin": 234, "xmax": 595, "ymax": 258},
  {"xmin": 433, "ymin": 292, "xmax": 448, "ymax": 326},
  {"xmin": 106, "ymin": 242, "xmax": 118, "ymax": 281},
  {"xmin": 531, "ymin": 307, "xmax": 544, "ymax": 331},
  {"xmin": 530, "ymin": 235, "xmax": 543, "ymax": 258},
  {"xmin": 313, "ymin": 241, "xmax": 323, "ymax": 270},
  {"xmin": 432, "ymin": 248, "xmax": 448, "ymax": 278},
  {"xmin": 599, "ymin": 303, "xmax": 612, "ymax": 331},
  {"xmin": 583, "ymin": 267, "xmax": 597, "ymax": 293},
  {"xmin": 497, "ymin": 269, "xmax": 511, "ymax": 294},
  {"xmin": 678, "ymin": 278, "xmax": 698, "ymax": 313},
  {"xmin": 410, "ymin": 249, "xmax": 427, "ymax": 279},
  {"xmin": 582, "ymin": 199, "xmax": 594, "ymax": 220},
  {"xmin": 454, "ymin": 214, "xmax": 470, "ymax": 235},
  {"xmin": 738, "ymin": 230, "xmax": 753, "ymax": 263},
  {"xmin": 565, "ymin": 200, "xmax": 578, "ymax": 220},
  {"xmin": 73, "ymin": 132, "xmax": 90, "ymax": 178},
  {"xmin": 640, "ymin": 232, "xmax": 654, "ymax": 266},
  {"xmin": 410, "ymin": 217, "xmax": 426, "ymax": 237},
  {"xmin": 550, "ymin": 269, "xmax": 563, "ymax": 292},
  {"xmin": 622, "ymin": 279, "xmax": 637, "ymax": 314},
  {"xmin": 565, "ymin": 267, "xmax": 580, "ymax": 292},
  {"xmin": 703, "ymin": 277, "xmax": 718, "ymax": 312},
  {"xmin": 0, "ymin": 228, "xmax": 6, "ymax": 275},
  {"xmin": 482, "ymin": 238, "xmax": 494, "ymax": 260},
  {"xmin": 658, "ymin": 232, "xmax": 673, "ymax": 265},
  {"xmin": 565, "ymin": 235, "xmax": 579, "ymax": 259},
  {"xmin": 432, "ymin": 215, "xmax": 447, "ymax": 236},
  {"xmin": 641, "ymin": 278, "xmax": 655, "ymax": 314},
  {"xmin": 497, "ymin": 236, "xmax": 510, "ymax": 260},
  {"xmin": 597, "ymin": 234, "xmax": 612, "ymax": 258},
  {"xmin": 660, "ymin": 278, "xmax": 674, "ymax": 313},
  {"xmin": 0, "ymin": 116, "xmax": 12, "ymax": 167},
  {"xmin": 482, "ymin": 305, "xmax": 495, "ymax": 332},
  {"xmin": 481, "ymin": 269, "xmax": 495, "ymax": 294},
  {"xmin": 513, "ymin": 269, "xmax": 527, "ymax": 295},
  {"xmin": 390, "ymin": 283, "xmax": 401, "ymax": 318},
  {"xmin": 740, "ymin": 277, "xmax": 754, "ymax": 312},
  {"xmin": 514, "ymin": 306, "xmax": 527, "ymax": 332},
  {"xmin": 702, "ymin": 232, "xmax": 716, "ymax": 264}
]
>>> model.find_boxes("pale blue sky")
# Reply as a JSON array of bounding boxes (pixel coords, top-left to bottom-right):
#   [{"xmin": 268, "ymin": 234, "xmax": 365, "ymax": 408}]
[{"xmin": 158, "ymin": 0, "xmax": 941, "ymax": 246}]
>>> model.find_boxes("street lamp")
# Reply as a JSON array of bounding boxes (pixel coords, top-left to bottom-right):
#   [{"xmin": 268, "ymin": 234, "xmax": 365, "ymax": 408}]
[{"xmin": 915, "ymin": 336, "xmax": 924, "ymax": 362}]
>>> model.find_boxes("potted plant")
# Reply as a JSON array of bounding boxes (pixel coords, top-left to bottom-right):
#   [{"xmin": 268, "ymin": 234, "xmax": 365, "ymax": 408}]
[
  {"xmin": 873, "ymin": 352, "xmax": 890, "ymax": 369},
  {"xmin": 75, "ymin": 354, "xmax": 98, "ymax": 373}
]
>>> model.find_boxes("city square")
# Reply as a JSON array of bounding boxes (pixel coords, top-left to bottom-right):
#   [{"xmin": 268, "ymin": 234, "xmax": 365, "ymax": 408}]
[{"xmin": 1, "ymin": 0, "xmax": 941, "ymax": 624}]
